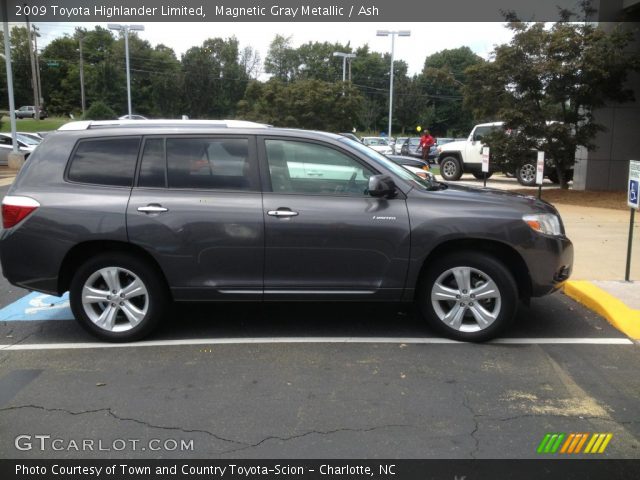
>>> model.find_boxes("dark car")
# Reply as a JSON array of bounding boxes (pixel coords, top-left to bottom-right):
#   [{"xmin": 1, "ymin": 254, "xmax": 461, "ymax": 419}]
[
  {"xmin": 0, "ymin": 120, "xmax": 573, "ymax": 342},
  {"xmin": 400, "ymin": 137, "xmax": 422, "ymax": 158}
]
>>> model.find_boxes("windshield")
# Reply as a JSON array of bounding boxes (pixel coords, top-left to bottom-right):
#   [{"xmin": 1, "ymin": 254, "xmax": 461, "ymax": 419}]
[
  {"xmin": 363, "ymin": 138, "xmax": 388, "ymax": 146},
  {"xmin": 17, "ymin": 134, "xmax": 40, "ymax": 146},
  {"xmin": 339, "ymin": 137, "xmax": 434, "ymax": 190}
]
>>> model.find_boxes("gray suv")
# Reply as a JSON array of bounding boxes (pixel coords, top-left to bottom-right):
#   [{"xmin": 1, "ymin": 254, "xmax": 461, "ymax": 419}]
[{"xmin": 0, "ymin": 120, "xmax": 573, "ymax": 342}]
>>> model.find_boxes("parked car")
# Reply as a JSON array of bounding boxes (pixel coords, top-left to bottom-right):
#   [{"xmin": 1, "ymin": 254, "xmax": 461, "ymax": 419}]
[
  {"xmin": 118, "ymin": 114, "xmax": 148, "ymax": 120},
  {"xmin": 15, "ymin": 106, "xmax": 48, "ymax": 120},
  {"xmin": 400, "ymin": 137, "xmax": 422, "ymax": 158},
  {"xmin": 436, "ymin": 122, "xmax": 573, "ymax": 185},
  {"xmin": 361, "ymin": 137, "xmax": 393, "ymax": 155},
  {"xmin": 0, "ymin": 133, "xmax": 38, "ymax": 165},
  {"xmin": 394, "ymin": 137, "xmax": 409, "ymax": 154},
  {"xmin": 17, "ymin": 132, "xmax": 43, "ymax": 144},
  {"xmin": 0, "ymin": 120, "xmax": 573, "ymax": 342},
  {"xmin": 386, "ymin": 154, "xmax": 432, "ymax": 180}
]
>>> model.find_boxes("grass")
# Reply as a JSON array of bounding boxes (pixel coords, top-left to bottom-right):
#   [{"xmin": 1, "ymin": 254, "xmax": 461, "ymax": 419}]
[
  {"xmin": 1, "ymin": 116, "xmax": 70, "ymax": 133},
  {"xmin": 513, "ymin": 188, "xmax": 628, "ymax": 210}
]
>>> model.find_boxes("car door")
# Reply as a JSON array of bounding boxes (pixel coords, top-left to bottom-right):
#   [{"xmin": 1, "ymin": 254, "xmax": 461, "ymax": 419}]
[
  {"xmin": 465, "ymin": 126, "xmax": 492, "ymax": 166},
  {"xmin": 260, "ymin": 137, "xmax": 411, "ymax": 301},
  {"xmin": 126, "ymin": 135, "xmax": 264, "ymax": 301}
]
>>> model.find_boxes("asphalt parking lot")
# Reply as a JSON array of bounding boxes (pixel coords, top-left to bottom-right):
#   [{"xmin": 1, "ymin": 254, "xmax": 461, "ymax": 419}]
[{"xmin": 0, "ymin": 184, "xmax": 638, "ymax": 460}]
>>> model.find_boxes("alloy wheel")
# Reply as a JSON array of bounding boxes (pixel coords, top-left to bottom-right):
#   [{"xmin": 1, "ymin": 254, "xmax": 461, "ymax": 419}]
[
  {"xmin": 81, "ymin": 267, "xmax": 149, "ymax": 332},
  {"xmin": 430, "ymin": 266, "xmax": 501, "ymax": 333}
]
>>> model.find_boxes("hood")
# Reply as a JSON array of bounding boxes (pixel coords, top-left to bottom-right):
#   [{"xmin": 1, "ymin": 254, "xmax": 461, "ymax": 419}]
[
  {"xmin": 423, "ymin": 182, "xmax": 559, "ymax": 215},
  {"xmin": 438, "ymin": 139, "xmax": 467, "ymax": 152}
]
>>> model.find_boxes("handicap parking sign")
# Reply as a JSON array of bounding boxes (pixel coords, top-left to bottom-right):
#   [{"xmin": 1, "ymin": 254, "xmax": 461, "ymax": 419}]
[{"xmin": 629, "ymin": 160, "xmax": 640, "ymax": 210}]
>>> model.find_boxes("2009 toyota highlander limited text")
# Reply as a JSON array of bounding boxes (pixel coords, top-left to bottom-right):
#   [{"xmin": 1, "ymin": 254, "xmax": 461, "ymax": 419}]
[{"xmin": 0, "ymin": 120, "xmax": 573, "ymax": 342}]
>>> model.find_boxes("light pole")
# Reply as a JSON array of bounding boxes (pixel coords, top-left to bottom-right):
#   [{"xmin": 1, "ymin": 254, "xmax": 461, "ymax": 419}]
[
  {"xmin": 332, "ymin": 51, "xmax": 357, "ymax": 83},
  {"xmin": 376, "ymin": 30, "xmax": 410, "ymax": 138},
  {"xmin": 108, "ymin": 23, "xmax": 144, "ymax": 118},
  {"xmin": 78, "ymin": 34, "xmax": 86, "ymax": 117},
  {"xmin": 1, "ymin": 1, "xmax": 18, "ymax": 152}
]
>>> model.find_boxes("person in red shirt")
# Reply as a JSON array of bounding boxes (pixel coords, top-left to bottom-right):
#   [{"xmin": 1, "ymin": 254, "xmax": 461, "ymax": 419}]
[{"xmin": 419, "ymin": 130, "xmax": 435, "ymax": 160}]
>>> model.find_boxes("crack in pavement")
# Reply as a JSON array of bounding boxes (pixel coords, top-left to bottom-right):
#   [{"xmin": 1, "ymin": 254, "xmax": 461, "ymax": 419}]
[
  {"xmin": 0, "ymin": 404, "xmax": 246, "ymax": 447},
  {"xmin": 461, "ymin": 393, "xmax": 480, "ymax": 459},
  {"xmin": 0, "ymin": 404, "xmax": 413, "ymax": 455},
  {"xmin": 220, "ymin": 424, "xmax": 414, "ymax": 455}
]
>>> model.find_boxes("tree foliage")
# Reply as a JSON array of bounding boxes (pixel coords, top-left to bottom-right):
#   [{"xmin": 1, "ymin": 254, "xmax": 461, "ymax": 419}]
[{"xmin": 464, "ymin": 15, "xmax": 640, "ymax": 187}]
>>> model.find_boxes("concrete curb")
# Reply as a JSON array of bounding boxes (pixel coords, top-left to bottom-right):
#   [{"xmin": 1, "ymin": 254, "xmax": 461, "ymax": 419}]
[{"xmin": 563, "ymin": 281, "xmax": 640, "ymax": 340}]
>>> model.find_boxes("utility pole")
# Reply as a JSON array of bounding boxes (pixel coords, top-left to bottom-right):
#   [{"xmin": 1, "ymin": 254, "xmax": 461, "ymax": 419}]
[
  {"xmin": 1, "ymin": 0, "xmax": 18, "ymax": 152},
  {"xmin": 25, "ymin": 15, "xmax": 40, "ymax": 120},
  {"xmin": 332, "ymin": 51, "xmax": 356, "ymax": 95},
  {"xmin": 32, "ymin": 25, "xmax": 42, "ymax": 107},
  {"xmin": 79, "ymin": 34, "xmax": 86, "ymax": 116}
]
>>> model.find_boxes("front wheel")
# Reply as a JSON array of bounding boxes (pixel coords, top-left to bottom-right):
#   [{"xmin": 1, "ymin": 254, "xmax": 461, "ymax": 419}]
[
  {"xmin": 439, "ymin": 156, "xmax": 463, "ymax": 181},
  {"xmin": 417, "ymin": 252, "xmax": 518, "ymax": 342},
  {"xmin": 516, "ymin": 163, "xmax": 537, "ymax": 186},
  {"xmin": 70, "ymin": 252, "xmax": 169, "ymax": 342}
]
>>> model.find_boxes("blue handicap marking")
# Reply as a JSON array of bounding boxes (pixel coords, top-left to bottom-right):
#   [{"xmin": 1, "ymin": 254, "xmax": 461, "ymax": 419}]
[
  {"xmin": 0, "ymin": 292, "xmax": 73, "ymax": 321},
  {"xmin": 630, "ymin": 179, "xmax": 639, "ymax": 206}
]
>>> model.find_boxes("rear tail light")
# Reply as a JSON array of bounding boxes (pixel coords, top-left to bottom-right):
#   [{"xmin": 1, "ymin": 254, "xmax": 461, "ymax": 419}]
[{"xmin": 2, "ymin": 196, "xmax": 40, "ymax": 229}]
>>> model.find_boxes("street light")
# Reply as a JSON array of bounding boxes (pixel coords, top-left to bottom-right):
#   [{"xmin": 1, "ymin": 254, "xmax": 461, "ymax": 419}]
[
  {"xmin": 376, "ymin": 30, "xmax": 410, "ymax": 139},
  {"xmin": 108, "ymin": 23, "xmax": 144, "ymax": 118},
  {"xmin": 332, "ymin": 52, "xmax": 357, "ymax": 83}
]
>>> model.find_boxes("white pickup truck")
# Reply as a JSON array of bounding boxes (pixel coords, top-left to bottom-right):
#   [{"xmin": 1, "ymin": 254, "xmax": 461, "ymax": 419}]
[{"xmin": 435, "ymin": 121, "xmax": 568, "ymax": 186}]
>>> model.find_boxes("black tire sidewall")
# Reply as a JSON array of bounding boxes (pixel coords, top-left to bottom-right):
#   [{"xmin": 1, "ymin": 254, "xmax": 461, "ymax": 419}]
[
  {"xmin": 418, "ymin": 252, "xmax": 518, "ymax": 342},
  {"xmin": 440, "ymin": 157, "xmax": 462, "ymax": 181},
  {"xmin": 69, "ymin": 252, "xmax": 168, "ymax": 342}
]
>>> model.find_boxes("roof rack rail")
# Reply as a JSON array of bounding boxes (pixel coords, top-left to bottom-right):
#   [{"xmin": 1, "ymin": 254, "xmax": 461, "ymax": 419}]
[{"xmin": 58, "ymin": 119, "xmax": 270, "ymax": 131}]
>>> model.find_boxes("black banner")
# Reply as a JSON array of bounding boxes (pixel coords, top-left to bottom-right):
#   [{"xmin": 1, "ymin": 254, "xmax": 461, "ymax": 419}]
[
  {"xmin": 2, "ymin": 460, "xmax": 640, "ymax": 480},
  {"xmin": 2, "ymin": 0, "xmax": 637, "ymax": 22}
]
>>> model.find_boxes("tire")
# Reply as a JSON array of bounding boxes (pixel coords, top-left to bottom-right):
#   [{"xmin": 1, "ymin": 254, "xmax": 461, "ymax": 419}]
[
  {"xmin": 70, "ymin": 252, "xmax": 169, "ymax": 342},
  {"xmin": 547, "ymin": 170, "xmax": 559, "ymax": 184},
  {"xmin": 31, "ymin": 113, "xmax": 35, "ymax": 119},
  {"xmin": 516, "ymin": 162, "xmax": 537, "ymax": 186},
  {"xmin": 417, "ymin": 251, "xmax": 518, "ymax": 342},
  {"xmin": 439, "ymin": 156, "xmax": 463, "ymax": 181},
  {"xmin": 472, "ymin": 172, "xmax": 493, "ymax": 180}
]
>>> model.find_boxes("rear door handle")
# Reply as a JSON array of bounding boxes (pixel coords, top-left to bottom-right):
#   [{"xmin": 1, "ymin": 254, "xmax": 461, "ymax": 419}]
[
  {"xmin": 267, "ymin": 209, "xmax": 298, "ymax": 217},
  {"xmin": 138, "ymin": 204, "xmax": 168, "ymax": 214}
]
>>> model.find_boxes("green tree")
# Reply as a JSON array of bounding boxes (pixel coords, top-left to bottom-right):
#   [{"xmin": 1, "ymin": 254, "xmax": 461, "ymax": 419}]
[
  {"xmin": 419, "ymin": 46, "xmax": 484, "ymax": 136},
  {"xmin": 464, "ymin": 12, "xmax": 640, "ymax": 188},
  {"xmin": 84, "ymin": 100, "xmax": 116, "ymax": 120}
]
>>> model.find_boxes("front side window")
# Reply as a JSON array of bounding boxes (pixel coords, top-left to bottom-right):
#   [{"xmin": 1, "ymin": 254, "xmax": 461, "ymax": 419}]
[
  {"xmin": 68, "ymin": 137, "xmax": 141, "ymax": 187},
  {"xmin": 265, "ymin": 139, "xmax": 374, "ymax": 196},
  {"xmin": 166, "ymin": 137, "xmax": 253, "ymax": 191}
]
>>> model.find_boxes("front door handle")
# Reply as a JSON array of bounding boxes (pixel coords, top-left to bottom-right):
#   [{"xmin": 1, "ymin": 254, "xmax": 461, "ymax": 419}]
[
  {"xmin": 138, "ymin": 204, "xmax": 168, "ymax": 214},
  {"xmin": 267, "ymin": 209, "xmax": 298, "ymax": 217}
]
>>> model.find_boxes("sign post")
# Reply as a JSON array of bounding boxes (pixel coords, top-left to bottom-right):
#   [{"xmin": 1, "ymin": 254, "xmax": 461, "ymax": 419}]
[
  {"xmin": 481, "ymin": 147, "xmax": 490, "ymax": 188},
  {"xmin": 625, "ymin": 160, "xmax": 639, "ymax": 281},
  {"xmin": 536, "ymin": 151, "xmax": 545, "ymax": 199}
]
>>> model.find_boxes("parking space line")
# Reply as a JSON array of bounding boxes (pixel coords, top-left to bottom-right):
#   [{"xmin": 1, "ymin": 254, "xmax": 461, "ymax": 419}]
[{"xmin": 0, "ymin": 337, "xmax": 633, "ymax": 351}]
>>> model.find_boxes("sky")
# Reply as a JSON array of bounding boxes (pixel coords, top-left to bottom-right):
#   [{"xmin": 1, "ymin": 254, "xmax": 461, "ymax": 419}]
[{"xmin": 32, "ymin": 22, "xmax": 515, "ymax": 77}]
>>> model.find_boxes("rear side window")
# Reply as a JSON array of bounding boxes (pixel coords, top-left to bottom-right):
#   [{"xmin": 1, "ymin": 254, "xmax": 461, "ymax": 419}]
[
  {"xmin": 166, "ymin": 137, "xmax": 253, "ymax": 191},
  {"xmin": 138, "ymin": 138, "xmax": 166, "ymax": 188},
  {"xmin": 68, "ymin": 137, "xmax": 141, "ymax": 187}
]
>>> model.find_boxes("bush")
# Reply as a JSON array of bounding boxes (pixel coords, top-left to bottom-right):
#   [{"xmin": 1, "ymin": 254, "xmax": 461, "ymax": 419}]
[{"xmin": 83, "ymin": 101, "xmax": 116, "ymax": 120}]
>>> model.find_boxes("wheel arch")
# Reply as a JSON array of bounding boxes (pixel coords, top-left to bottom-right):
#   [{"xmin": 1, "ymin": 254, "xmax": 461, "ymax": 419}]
[
  {"xmin": 58, "ymin": 240, "xmax": 172, "ymax": 299},
  {"xmin": 415, "ymin": 238, "xmax": 532, "ymax": 302},
  {"xmin": 437, "ymin": 151, "xmax": 463, "ymax": 166}
]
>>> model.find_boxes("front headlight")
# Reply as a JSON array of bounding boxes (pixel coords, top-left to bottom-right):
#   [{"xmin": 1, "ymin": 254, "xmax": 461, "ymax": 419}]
[{"xmin": 523, "ymin": 214, "xmax": 562, "ymax": 236}]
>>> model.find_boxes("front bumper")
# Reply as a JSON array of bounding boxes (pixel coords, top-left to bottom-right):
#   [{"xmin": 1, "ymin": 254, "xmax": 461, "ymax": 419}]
[{"xmin": 524, "ymin": 234, "xmax": 574, "ymax": 297}]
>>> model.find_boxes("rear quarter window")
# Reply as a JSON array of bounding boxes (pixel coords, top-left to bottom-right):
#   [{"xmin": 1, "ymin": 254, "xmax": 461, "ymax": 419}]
[{"xmin": 67, "ymin": 137, "xmax": 141, "ymax": 187}]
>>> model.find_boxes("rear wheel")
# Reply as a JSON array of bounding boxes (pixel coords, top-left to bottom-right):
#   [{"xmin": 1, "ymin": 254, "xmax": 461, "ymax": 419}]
[
  {"xmin": 417, "ymin": 252, "xmax": 518, "ymax": 342},
  {"xmin": 516, "ymin": 162, "xmax": 536, "ymax": 186},
  {"xmin": 439, "ymin": 156, "xmax": 463, "ymax": 181},
  {"xmin": 70, "ymin": 252, "xmax": 169, "ymax": 342}
]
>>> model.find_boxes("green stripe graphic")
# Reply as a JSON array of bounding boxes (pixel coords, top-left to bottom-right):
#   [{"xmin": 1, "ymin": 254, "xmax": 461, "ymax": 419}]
[
  {"xmin": 550, "ymin": 433, "xmax": 565, "ymax": 453},
  {"xmin": 537, "ymin": 434, "xmax": 552, "ymax": 453}
]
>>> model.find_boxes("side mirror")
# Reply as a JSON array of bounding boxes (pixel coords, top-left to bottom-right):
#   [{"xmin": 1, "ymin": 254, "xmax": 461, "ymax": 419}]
[{"xmin": 368, "ymin": 174, "xmax": 396, "ymax": 198}]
